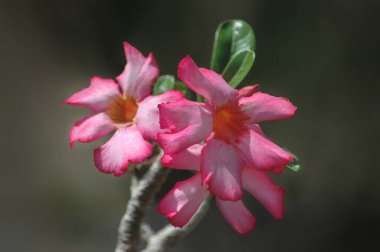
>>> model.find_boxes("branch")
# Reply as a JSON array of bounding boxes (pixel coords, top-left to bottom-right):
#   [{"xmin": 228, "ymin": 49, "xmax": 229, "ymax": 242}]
[
  {"xmin": 141, "ymin": 223, "xmax": 154, "ymax": 241},
  {"xmin": 142, "ymin": 196, "xmax": 212, "ymax": 252},
  {"xmin": 115, "ymin": 150, "xmax": 169, "ymax": 252}
]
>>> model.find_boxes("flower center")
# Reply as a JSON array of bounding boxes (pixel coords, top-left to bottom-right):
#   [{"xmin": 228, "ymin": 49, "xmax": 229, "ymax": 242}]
[
  {"xmin": 212, "ymin": 102, "xmax": 250, "ymax": 144},
  {"xmin": 107, "ymin": 94, "xmax": 138, "ymax": 125}
]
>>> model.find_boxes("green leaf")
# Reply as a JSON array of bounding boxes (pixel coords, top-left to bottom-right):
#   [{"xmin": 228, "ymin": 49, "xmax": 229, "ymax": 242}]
[
  {"xmin": 286, "ymin": 151, "xmax": 301, "ymax": 172},
  {"xmin": 153, "ymin": 75, "xmax": 175, "ymax": 95},
  {"xmin": 210, "ymin": 19, "xmax": 256, "ymax": 87},
  {"xmin": 173, "ymin": 81, "xmax": 189, "ymax": 97},
  {"xmin": 221, "ymin": 50, "xmax": 255, "ymax": 87},
  {"xmin": 153, "ymin": 77, "xmax": 193, "ymax": 99}
]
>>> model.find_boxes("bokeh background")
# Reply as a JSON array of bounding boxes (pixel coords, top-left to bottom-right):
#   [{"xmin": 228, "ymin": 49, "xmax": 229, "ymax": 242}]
[{"xmin": 1, "ymin": 0, "xmax": 379, "ymax": 251}]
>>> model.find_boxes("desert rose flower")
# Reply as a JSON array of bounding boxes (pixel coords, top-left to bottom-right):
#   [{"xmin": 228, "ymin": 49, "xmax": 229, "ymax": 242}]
[
  {"xmin": 158, "ymin": 144, "xmax": 285, "ymax": 235},
  {"xmin": 158, "ymin": 56, "xmax": 296, "ymax": 201},
  {"xmin": 64, "ymin": 42, "xmax": 183, "ymax": 176}
]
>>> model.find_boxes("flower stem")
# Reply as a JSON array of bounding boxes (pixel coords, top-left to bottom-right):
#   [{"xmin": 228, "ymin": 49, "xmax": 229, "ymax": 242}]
[
  {"xmin": 115, "ymin": 150, "xmax": 169, "ymax": 252},
  {"xmin": 114, "ymin": 149, "xmax": 211, "ymax": 252}
]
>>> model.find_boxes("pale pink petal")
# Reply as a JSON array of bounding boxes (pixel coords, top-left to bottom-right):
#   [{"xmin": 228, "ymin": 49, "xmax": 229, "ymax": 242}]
[
  {"xmin": 239, "ymin": 92, "xmax": 297, "ymax": 122},
  {"xmin": 236, "ymin": 124, "xmax": 293, "ymax": 174},
  {"xmin": 161, "ymin": 144, "xmax": 202, "ymax": 170},
  {"xmin": 158, "ymin": 174, "xmax": 208, "ymax": 227},
  {"xmin": 201, "ymin": 139, "xmax": 244, "ymax": 201},
  {"xmin": 94, "ymin": 125, "xmax": 153, "ymax": 176},
  {"xmin": 64, "ymin": 76, "xmax": 120, "ymax": 112},
  {"xmin": 116, "ymin": 42, "xmax": 159, "ymax": 101},
  {"xmin": 216, "ymin": 199, "xmax": 256, "ymax": 235},
  {"xmin": 243, "ymin": 168, "xmax": 285, "ymax": 220},
  {"xmin": 158, "ymin": 99, "xmax": 212, "ymax": 154},
  {"xmin": 237, "ymin": 84, "xmax": 260, "ymax": 98},
  {"xmin": 70, "ymin": 112, "xmax": 116, "ymax": 148},
  {"xmin": 135, "ymin": 90, "xmax": 184, "ymax": 141},
  {"xmin": 178, "ymin": 56, "xmax": 238, "ymax": 107}
]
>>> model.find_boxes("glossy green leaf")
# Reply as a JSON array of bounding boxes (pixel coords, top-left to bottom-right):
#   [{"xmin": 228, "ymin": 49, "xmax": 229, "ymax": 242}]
[
  {"xmin": 153, "ymin": 75, "xmax": 175, "ymax": 95},
  {"xmin": 153, "ymin": 77, "xmax": 193, "ymax": 100},
  {"xmin": 221, "ymin": 50, "xmax": 255, "ymax": 87},
  {"xmin": 210, "ymin": 19, "xmax": 256, "ymax": 87},
  {"xmin": 173, "ymin": 80, "xmax": 189, "ymax": 97}
]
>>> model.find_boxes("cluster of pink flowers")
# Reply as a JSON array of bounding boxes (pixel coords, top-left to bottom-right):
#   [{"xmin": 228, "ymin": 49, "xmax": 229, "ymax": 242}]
[{"xmin": 65, "ymin": 42, "xmax": 296, "ymax": 234}]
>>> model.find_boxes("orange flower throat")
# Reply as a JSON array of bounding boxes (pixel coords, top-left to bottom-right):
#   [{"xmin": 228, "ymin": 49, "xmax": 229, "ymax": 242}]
[
  {"xmin": 213, "ymin": 102, "xmax": 250, "ymax": 144},
  {"xmin": 107, "ymin": 94, "xmax": 138, "ymax": 125}
]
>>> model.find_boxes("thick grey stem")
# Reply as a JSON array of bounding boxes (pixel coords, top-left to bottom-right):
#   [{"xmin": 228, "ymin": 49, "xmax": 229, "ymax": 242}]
[
  {"xmin": 142, "ymin": 196, "xmax": 212, "ymax": 252},
  {"xmin": 115, "ymin": 150, "xmax": 169, "ymax": 252}
]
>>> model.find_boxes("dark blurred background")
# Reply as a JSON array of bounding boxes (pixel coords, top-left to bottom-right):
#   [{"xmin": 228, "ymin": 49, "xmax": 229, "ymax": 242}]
[{"xmin": 1, "ymin": 0, "xmax": 379, "ymax": 251}]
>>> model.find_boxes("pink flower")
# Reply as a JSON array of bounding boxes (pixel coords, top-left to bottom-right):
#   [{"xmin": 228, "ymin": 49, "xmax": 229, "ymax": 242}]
[
  {"xmin": 158, "ymin": 56, "xmax": 296, "ymax": 201},
  {"xmin": 64, "ymin": 42, "xmax": 183, "ymax": 176},
  {"xmin": 158, "ymin": 144, "xmax": 285, "ymax": 235}
]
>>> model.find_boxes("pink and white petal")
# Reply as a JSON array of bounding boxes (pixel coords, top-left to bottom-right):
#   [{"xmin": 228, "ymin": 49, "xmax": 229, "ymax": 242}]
[
  {"xmin": 178, "ymin": 56, "xmax": 238, "ymax": 107},
  {"xmin": 158, "ymin": 174, "xmax": 208, "ymax": 227},
  {"xmin": 158, "ymin": 126, "xmax": 208, "ymax": 155},
  {"xmin": 116, "ymin": 42, "xmax": 146, "ymax": 94},
  {"xmin": 237, "ymin": 84, "xmax": 260, "ymax": 98},
  {"xmin": 201, "ymin": 139, "xmax": 244, "ymax": 201},
  {"xmin": 130, "ymin": 53, "xmax": 158, "ymax": 100},
  {"xmin": 94, "ymin": 125, "xmax": 153, "ymax": 176},
  {"xmin": 159, "ymin": 99, "xmax": 212, "ymax": 132},
  {"xmin": 243, "ymin": 168, "xmax": 285, "ymax": 220},
  {"xmin": 216, "ymin": 199, "xmax": 256, "ymax": 235},
  {"xmin": 64, "ymin": 77, "xmax": 120, "ymax": 113},
  {"xmin": 236, "ymin": 124, "xmax": 293, "ymax": 174},
  {"xmin": 161, "ymin": 144, "xmax": 202, "ymax": 170},
  {"xmin": 135, "ymin": 90, "xmax": 184, "ymax": 141},
  {"xmin": 116, "ymin": 42, "xmax": 159, "ymax": 101},
  {"xmin": 239, "ymin": 92, "xmax": 297, "ymax": 122},
  {"xmin": 70, "ymin": 112, "xmax": 116, "ymax": 148},
  {"xmin": 158, "ymin": 100, "xmax": 213, "ymax": 154}
]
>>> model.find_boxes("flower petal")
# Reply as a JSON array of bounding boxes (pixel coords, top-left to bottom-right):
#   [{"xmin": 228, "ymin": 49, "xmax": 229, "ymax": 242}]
[
  {"xmin": 64, "ymin": 77, "xmax": 120, "ymax": 112},
  {"xmin": 216, "ymin": 199, "xmax": 256, "ymax": 235},
  {"xmin": 201, "ymin": 139, "xmax": 244, "ymax": 201},
  {"xmin": 135, "ymin": 90, "xmax": 184, "ymax": 141},
  {"xmin": 237, "ymin": 84, "xmax": 260, "ymax": 98},
  {"xmin": 158, "ymin": 99, "xmax": 212, "ymax": 154},
  {"xmin": 116, "ymin": 42, "xmax": 159, "ymax": 101},
  {"xmin": 158, "ymin": 174, "xmax": 208, "ymax": 227},
  {"xmin": 70, "ymin": 112, "xmax": 116, "ymax": 148},
  {"xmin": 239, "ymin": 92, "xmax": 297, "ymax": 122},
  {"xmin": 178, "ymin": 56, "xmax": 238, "ymax": 107},
  {"xmin": 243, "ymin": 168, "xmax": 285, "ymax": 220},
  {"xmin": 94, "ymin": 125, "xmax": 153, "ymax": 176},
  {"xmin": 161, "ymin": 144, "xmax": 202, "ymax": 170},
  {"xmin": 236, "ymin": 124, "xmax": 293, "ymax": 174}
]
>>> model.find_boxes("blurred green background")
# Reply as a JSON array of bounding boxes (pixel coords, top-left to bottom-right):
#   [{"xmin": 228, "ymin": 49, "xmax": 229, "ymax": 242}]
[{"xmin": 1, "ymin": 0, "xmax": 379, "ymax": 251}]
